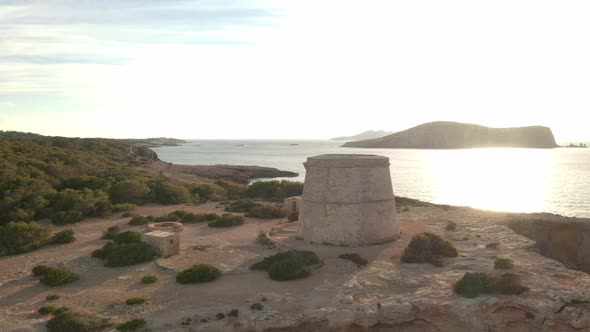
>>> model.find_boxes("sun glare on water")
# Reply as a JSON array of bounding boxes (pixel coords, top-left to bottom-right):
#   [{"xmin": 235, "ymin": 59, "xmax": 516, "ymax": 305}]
[{"xmin": 421, "ymin": 148, "xmax": 552, "ymax": 213}]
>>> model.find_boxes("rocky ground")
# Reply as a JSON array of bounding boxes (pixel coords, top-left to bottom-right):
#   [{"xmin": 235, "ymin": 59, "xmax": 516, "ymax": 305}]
[{"xmin": 1, "ymin": 203, "xmax": 590, "ymax": 331}]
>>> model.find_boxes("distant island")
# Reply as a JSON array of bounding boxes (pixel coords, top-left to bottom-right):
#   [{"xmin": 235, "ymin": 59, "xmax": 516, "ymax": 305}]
[
  {"xmin": 342, "ymin": 121, "xmax": 558, "ymax": 149},
  {"xmin": 331, "ymin": 130, "xmax": 394, "ymax": 141},
  {"xmin": 565, "ymin": 142, "xmax": 588, "ymax": 148},
  {"xmin": 120, "ymin": 137, "xmax": 188, "ymax": 147}
]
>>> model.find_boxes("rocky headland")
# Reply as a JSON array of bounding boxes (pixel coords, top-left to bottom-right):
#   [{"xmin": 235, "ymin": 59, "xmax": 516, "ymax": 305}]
[
  {"xmin": 2, "ymin": 200, "xmax": 590, "ymax": 331},
  {"xmin": 343, "ymin": 122, "xmax": 558, "ymax": 149}
]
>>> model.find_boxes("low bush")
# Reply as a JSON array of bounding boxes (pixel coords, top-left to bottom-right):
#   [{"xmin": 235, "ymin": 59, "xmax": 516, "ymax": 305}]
[
  {"xmin": 125, "ymin": 297, "xmax": 146, "ymax": 305},
  {"xmin": 256, "ymin": 232, "xmax": 274, "ymax": 247},
  {"xmin": 114, "ymin": 231, "xmax": 142, "ymax": 244},
  {"xmin": 129, "ymin": 215, "xmax": 153, "ymax": 226},
  {"xmin": 0, "ymin": 221, "xmax": 52, "ymax": 256},
  {"xmin": 101, "ymin": 226, "xmax": 120, "ymax": 240},
  {"xmin": 227, "ymin": 309, "xmax": 239, "ymax": 318},
  {"xmin": 36, "ymin": 266, "xmax": 79, "ymax": 286},
  {"xmin": 121, "ymin": 212, "xmax": 136, "ymax": 218},
  {"xmin": 53, "ymin": 307, "xmax": 70, "ymax": 316},
  {"xmin": 339, "ymin": 253, "xmax": 368, "ymax": 267},
  {"xmin": 246, "ymin": 206, "xmax": 287, "ymax": 219},
  {"xmin": 52, "ymin": 229, "xmax": 76, "ymax": 244},
  {"xmin": 494, "ymin": 258, "xmax": 514, "ymax": 270},
  {"xmin": 47, "ymin": 310, "xmax": 110, "ymax": 332},
  {"xmin": 52, "ymin": 211, "xmax": 84, "ymax": 225},
  {"xmin": 250, "ymin": 250, "xmax": 319, "ymax": 281},
  {"xmin": 112, "ymin": 203, "xmax": 137, "ymax": 213},
  {"xmin": 454, "ymin": 272, "xmax": 528, "ymax": 298},
  {"xmin": 95, "ymin": 241, "xmax": 157, "ymax": 267},
  {"xmin": 33, "ymin": 265, "xmax": 53, "ymax": 276},
  {"xmin": 246, "ymin": 180, "xmax": 303, "ymax": 201},
  {"xmin": 117, "ymin": 318, "xmax": 147, "ymax": 331},
  {"xmin": 39, "ymin": 305, "xmax": 56, "ymax": 315},
  {"xmin": 445, "ymin": 222, "xmax": 457, "ymax": 231},
  {"xmin": 225, "ymin": 200, "xmax": 260, "ymax": 213},
  {"xmin": 141, "ymin": 275, "xmax": 157, "ymax": 284},
  {"xmin": 181, "ymin": 212, "xmax": 219, "ymax": 224},
  {"xmin": 486, "ymin": 242, "xmax": 500, "ymax": 249},
  {"xmin": 208, "ymin": 214, "xmax": 244, "ymax": 228},
  {"xmin": 250, "ymin": 303, "xmax": 263, "ymax": 310},
  {"xmin": 46, "ymin": 294, "xmax": 60, "ymax": 301},
  {"xmin": 401, "ymin": 232, "xmax": 458, "ymax": 266},
  {"xmin": 176, "ymin": 264, "xmax": 221, "ymax": 284}
]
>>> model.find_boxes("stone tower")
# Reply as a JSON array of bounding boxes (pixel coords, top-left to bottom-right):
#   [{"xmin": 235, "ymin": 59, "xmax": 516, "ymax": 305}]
[{"xmin": 297, "ymin": 154, "xmax": 399, "ymax": 246}]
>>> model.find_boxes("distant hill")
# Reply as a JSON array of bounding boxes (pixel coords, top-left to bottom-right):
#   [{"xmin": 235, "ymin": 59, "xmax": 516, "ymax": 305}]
[
  {"xmin": 342, "ymin": 122, "xmax": 558, "ymax": 149},
  {"xmin": 331, "ymin": 130, "xmax": 394, "ymax": 141},
  {"xmin": 120, "ymin": 137, "xmax": 187, "ymax": 147}
]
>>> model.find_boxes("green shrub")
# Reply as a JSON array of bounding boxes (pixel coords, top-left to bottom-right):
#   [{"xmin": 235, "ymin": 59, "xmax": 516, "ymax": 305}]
[
  {"xmin": 112, "ymin": 203, "xmax": 137, "ymax": 213},
  {"xmin": 46, "ymin": 294, "xmax": 60, "ymax": 301},
  {"xmin": 39, "ymin": 305, "xmax": 56, "ymax": 315},
  {"xmin": 114, "ymin": 231, "xmax": 142, "ymax": 244},
  {"xmin": 141, "ymin": 275, "xmax": 157, "ymax": 284},
  {"xmin": 149, "ymin": 181, "xmax": 191, "ymax": 205},
  {"xmin": 125, "ymin": 297, "xmax": 146, "ymax": 305},
  {"xmin": 52, "ymin": 229, "xmax": 76, "ymax": 244},
  {"xmin": 227, "ymin": 309, "xmax": 239, "ymax": 317},
  {"xmin": 445, "ymin": 222, "xmax": 457, "ymax": 231},
  {"xmin": 401, "ymin": 232, "xmax": 458, "ymax": 266},
  {"xmin": 486, "ymin": 242, "xmax": 500, "ymax": 249},
  {"xmin": 190, "ymin": 183, "xmax": 226, "ymax": 202},
  {"xmin": 181, "ymin": 212, "xmax": 219, "ymax": 224},
  {"xmin": 256, "ymin": 232, "xmax": 274, "ymax": 247},
  {"xmin": 128, "ymin": 215, "xmax": 153, "ymax": 226},
  {"xmin": 0, "ymin": 222, "xmax": 52, "ymax": 256},
  {"xmin": 250, "ymin": 250, "xmax": 319, "ymax": 281},
  {"xmin": 245, "ymin": 206, "xmax": 287, "ymax": 219},
  {"xmin": 207, "ymin": 214, "xmax": 244, "ymax": 228},
  {"xmin": 214, "ymin": 180, "xmax": 247, "ymax": 199},
  {"xmin": 338, "ymin": 253, "xmax": 368, "ymax": 267},
  {"xmin": 102, "ymin": 242, "xmax": 157, "ymax": 267},
  {"xmin": 53, "ymin": 307, "xmax": 70, "ymax": 316},
  {"xmin": 101, "ymin": 226, "xmax": 120, "ymax": 240},
  {"xmin": 176, "ymin": 264, "xmax": 221, "ymax": 284},
  {"xmin": 454, "ymin": 272, "xmax": 528, "ymax": 298},
  {"xmin": 110, "ymin": 180, "xmax": 150, "ymax": 204},
  {"xmin": 117, "ymin": 318, "xmax": 146, "ymax": 331},
  {"xmin": 246, "ymin": 181, "xmax": 303, "ymax": 201},
  {"xmin": 121, "ymin": 212, "xmax": 136, "ymax": 218},
  {"xmin": 494, "ymin": 258, "xmax": 514, "ymax": 270},
  {"xmin": 47, "ymin": 310, "xmax": 110, "ymax": 332},
  {"xmin": 268, "ymin": 259, "xmax": 310, "ymax": 281},
  {"xmin": 32, "ymin": 265, "xmax": 53, "ymax": 276},
  {"xmin": 225, "ymin": 200, "xmax": 260, "ymax": 213},
  {"xmin": 36, "ymin": 266, "xmax": 79, "ymax": 286},
  {"xmin": 250, "ymin": 303, "xmax": 263, "ymax": 310},
  {"xmin": 52, "ymin": 211, "xmax": 84, "ymax": 225}
]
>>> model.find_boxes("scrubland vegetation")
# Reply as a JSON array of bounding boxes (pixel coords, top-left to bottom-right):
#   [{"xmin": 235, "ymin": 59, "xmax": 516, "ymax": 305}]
[
  {"xmin": 250, "ymin": 250, "xmax": 319, "ymax": 281},
  {"xmin": 176, "ymin": 264, "xmax": 222, "ymax": 284},
  {"xmin": 454, "ymin": 272, "xmax": 528, "ymax": 298},
  {"xmin": 92, "ymin": 231, "xmax": 157, "ymax": 267},
  {"xmin": 401, "ymin": 232, "xmax": 458, "ymax": 266}
]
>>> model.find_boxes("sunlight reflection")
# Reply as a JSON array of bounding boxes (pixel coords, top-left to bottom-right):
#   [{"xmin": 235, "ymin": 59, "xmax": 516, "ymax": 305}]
[{"xmin": 423, "ymin": 149, "xmax": 551, "ymax": 213}]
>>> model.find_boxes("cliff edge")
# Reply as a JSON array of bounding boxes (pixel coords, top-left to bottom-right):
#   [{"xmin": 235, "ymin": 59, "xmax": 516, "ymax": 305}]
[{"xmin": 343, "ymin": 122, "xmax": 558, "ymax": 149}]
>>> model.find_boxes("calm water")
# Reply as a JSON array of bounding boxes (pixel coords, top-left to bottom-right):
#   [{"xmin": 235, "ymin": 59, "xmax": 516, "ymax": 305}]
[{"xmin": 153, "ymin": 140, "xmax": 590, "ymax": 218}]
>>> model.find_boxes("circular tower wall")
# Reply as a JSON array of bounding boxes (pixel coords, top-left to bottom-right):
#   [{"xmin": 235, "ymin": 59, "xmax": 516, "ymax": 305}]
[{"xmin": 297, "ymin": 154, "xmax": 399, "ymax": 245}]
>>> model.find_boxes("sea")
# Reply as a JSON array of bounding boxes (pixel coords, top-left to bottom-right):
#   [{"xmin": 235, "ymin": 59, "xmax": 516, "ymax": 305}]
[{"xmin": 153, "ymin": 140, "xmax": 590, "ymax": 218}]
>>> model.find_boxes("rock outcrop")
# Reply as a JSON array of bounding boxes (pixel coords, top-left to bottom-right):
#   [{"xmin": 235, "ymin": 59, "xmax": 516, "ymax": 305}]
[
  {"xmin": 505, "ymin": 216, "xmax": 590, "ymax": 273},
  {"xmin": 343, "ymin": 122, "xmax": 558, "ymax": 149}
]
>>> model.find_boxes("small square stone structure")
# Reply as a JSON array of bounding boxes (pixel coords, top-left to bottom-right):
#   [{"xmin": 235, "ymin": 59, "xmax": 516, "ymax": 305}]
[
  {"xmin": 282, "ymin": 196, "xmax": 301, "ymax": 215},
  {"xmin": 141, "ymin": 230, "xmax": 180, "ymax": 258}
]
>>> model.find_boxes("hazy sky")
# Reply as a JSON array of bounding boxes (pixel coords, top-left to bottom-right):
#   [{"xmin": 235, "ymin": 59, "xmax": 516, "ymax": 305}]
[{"xmin": 1, "ymin": 1, "xmax": 589, "ymax": 141}]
